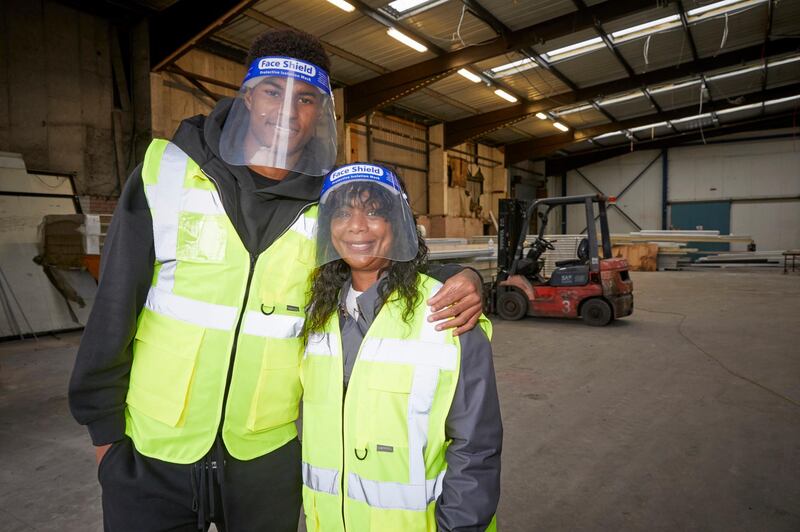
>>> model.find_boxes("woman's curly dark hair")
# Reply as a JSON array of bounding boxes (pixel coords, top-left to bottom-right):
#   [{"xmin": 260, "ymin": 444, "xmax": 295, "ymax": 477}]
[
  {"xmin": 246, "ymin": 28, "xmax": 330, "ymax": 72},
  {"xmin": 303, "ymin": 180, "xmax": 428, "ymax": 339}
]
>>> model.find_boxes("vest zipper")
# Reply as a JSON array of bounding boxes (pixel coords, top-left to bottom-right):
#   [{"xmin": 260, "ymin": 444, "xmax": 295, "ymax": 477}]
[
  {"xmin": 219, "ymin": 252, "xmax": 257, "ymax": 432},
  {"xmin": 200, "ymin": 169, "xmax": 316, "ymax": 436}
]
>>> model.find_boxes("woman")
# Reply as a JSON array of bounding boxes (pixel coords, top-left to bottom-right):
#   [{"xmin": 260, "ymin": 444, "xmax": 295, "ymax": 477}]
[{"xmin": 300, "ymin": 163, "xmax": 502, "ymax": 531}]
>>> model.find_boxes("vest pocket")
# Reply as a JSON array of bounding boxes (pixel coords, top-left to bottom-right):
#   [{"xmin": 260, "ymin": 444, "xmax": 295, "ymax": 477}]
[
  {"xmin": 176, "ymin": 212, "xmax": 227, "ymax": 263},
  {"xmin": 366, "ymin": 365, "xmax": 414, "ymax": 448},
  {"xmin": 127, "ymin": 310, "xmax": 204, "ymax": 427},
  {"xmin": 246, "ymin": 338, "xmax": 302, "ymax": 432}
]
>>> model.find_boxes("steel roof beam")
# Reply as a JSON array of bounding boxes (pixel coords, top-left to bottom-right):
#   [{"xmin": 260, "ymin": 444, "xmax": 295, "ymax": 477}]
[
  {"xmin": 544, "ymin": 112, "xmax": 798, "ymax": 174},
  {"xmin": 150, "ymin": 0, "xmax": 258, "ymax": 71},
  {"xmin": 506, "ymin": 81, "xmax": 800, "ymax": 164},
  {"xmin": 572, "ymin": 0, "xmax": 636, "ymax": 78},
  {"xmin": 760, "ymin": 0, "xmax": 775, "ymax": 115},
  {"xmin": 443, "ymin": 38, "xmax": 797, "ymax": 147},
  {"xmin": 343, "ymin": 0, "xmax": 660, "ymax": 120},
  {"xmin": 676, "ymin": 0, "xmax": 700, "ymax": 63}
]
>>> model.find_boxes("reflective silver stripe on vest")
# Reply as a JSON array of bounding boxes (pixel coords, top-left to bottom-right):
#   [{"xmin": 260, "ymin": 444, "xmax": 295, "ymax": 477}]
[
  {"xmin": 408, "ymin": 365, "xmax": 440, "ymax": 484},
  {"xmin": 347, "ymin": 470, "xmax": 446, "ymax": 511},
  {"xmin": 302, "ymin": 462, "xmax": 340, "ymax": 495},
  {"xmin": 181, "ymin": 187, "xmax": 225, "ymax": 215},
  {"xmin": 419, "ymin": 281, "xmax": 447, "ymax": 344},
  {"xmin": 305, "ymin": 332, "xmax": 335, "ymax": 357},
  {"xmin": 358, "ymin": 338, "xmax": 457, "ymax": 370},
  {"xmin": 145, "ymin": 286, "xmax": 238, "ymax": 330},
  {"xmin": 290, "ymin": 213, "xmax": 317, "ymax": 240},
  {"xmin": 241, "ymin": 311, "xmax": 304, "ymax": 339},
  {"xmin": 145, "ymin": 143, "xmax": 188, "ymax": 270}
]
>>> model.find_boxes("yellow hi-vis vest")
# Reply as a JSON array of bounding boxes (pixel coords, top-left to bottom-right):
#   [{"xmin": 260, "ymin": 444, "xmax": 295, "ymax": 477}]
[
  {"xmin": 301, "ymin": 274, "xmax": 497, "ymax": 531},
  {"xmin": 124, "ymin": 139, "xmax": 317, "ymax": 463}
]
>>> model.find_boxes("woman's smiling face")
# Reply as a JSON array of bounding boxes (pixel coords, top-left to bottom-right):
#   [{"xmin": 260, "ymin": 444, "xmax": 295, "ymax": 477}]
[{"xmin": 330, "ymin": 188, "xmax": 394, "ymax": 274}]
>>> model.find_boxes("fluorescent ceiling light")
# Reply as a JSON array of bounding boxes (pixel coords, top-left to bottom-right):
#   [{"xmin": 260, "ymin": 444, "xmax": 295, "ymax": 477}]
[
  {"xmin": 707, "ymin": 64, "xmax": 762, "ymax": 81},
  {"xmin": 490, "ymin": 57, "xmax": 535, "ymax": 77},
  {"xmin": 553, "ymin": 122, "xmax": 569, "ymax": 132},
  {"xmin": 494, "ymin": 89, "xmax": 518, "ymax": 103},
  {"xmin": 387, "ymin": 28, "xmax": 427, "ymax": 52},
  {"xmin": 671, "ymin": 112, "xmax": 713, "ymax": 124},
  {"xmin": 648, "ymin": 79, "xmax": 703, "ymax": 94},
  {"xmin": 593, "ymin": 130, "xmax": 623, "ymax": 140},
  {"xmin": 599, "ymin": 90, "xmax": 645, "ymax": 106},
  {"xmin": 535, "ymin": 112, "xmax": 548, "ymax": 120},
  {"xmin": 611, "ymin": 15, "xmax": 680, "ymax": 43},
  {"xmin": 715, "ymin": 102, "xmax": 763, "ymax": 115},
  {"xmin": 686, "ymin": 0, "xmax": 765, "ymax": 19},
  {"xmin": 326, "ymin": 0, "xmax": 355, "ymax": 12},
  {"xmin": 764, "ymin": 94, "xmax": 800, "ymax": 106},
  {"xmin": 388, "ymin": 0, "xmax": 430, "ymax": 12},
  {"xmin": 769, "ymin": 55, "xmax": 800, "ymax": 68},
  {"xmin": 628, "ymin": 121, "xmax": 669, "ymax": 132},
  {"xmin": 457, "ymin": 68, "xmax": 482, "ymax": 83},
  {"xmin": 543, "ymin": 36, "xmax": 603, "ymax": 61},
  {"xmin": 554, "ymin": 104, "xmax": 594, "ymax": 116}
]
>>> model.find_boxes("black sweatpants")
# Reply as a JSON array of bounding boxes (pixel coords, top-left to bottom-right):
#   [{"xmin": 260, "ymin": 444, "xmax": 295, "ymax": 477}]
[{"xmin": 98, "ymin": 436, "xmax": 302, "ymax": 532}]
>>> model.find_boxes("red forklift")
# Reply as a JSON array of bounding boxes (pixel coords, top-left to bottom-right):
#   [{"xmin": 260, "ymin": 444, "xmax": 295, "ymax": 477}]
[{"xmin": 489, "ymin": 194, "xmax": 633, "ymax": 326}]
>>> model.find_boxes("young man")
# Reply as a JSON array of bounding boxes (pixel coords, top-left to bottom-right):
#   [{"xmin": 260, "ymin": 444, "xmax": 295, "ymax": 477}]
[{"xmin": 69, "ymin": 29, "xmax": 483, "ymax": 531}]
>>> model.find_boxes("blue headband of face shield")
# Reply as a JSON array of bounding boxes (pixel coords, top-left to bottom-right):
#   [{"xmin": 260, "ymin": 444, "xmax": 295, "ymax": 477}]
[{"xmin": 321, "ymin": 163, "xmax": 406, "ymax": 204}]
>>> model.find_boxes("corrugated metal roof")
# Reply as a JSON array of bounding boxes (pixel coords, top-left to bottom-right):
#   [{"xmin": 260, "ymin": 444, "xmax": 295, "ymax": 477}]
[
  {"xmin": 427, "ymin": 75, "xmax": 515, "ymax": 112},
  {"xmin": 480, "ymin": 127, "xmax": 530, "ymax": 145},
  {"xmin": 557, "ymin": 108, "xmax": 610, "ymax": 128},
  {"xmin": 249, "ymin": 0, "xmax": 360, "ymax": 36},
  {"xmin": 651, "ymin": 83, "xmax": 704, "ymax": 112},
  {"xmin": 499, "ymin": 68, "xmax": 571, "ymax": 100},
  {"xmin": 394, "ymin": 91, "xmax": 473, "ymax": 122},
  {"xmin": 477, "ymin": 0, "xmax": 577, "ymax": 32},
  {"xmin": 707, "ymin": 70, "xmax": 763, "ymax": 101},
  {"xmin": 600, "ymin": 93, "xmax": 655, "ymax": 120},
  {"xmin": 512, "ymin": 116, "xmax": 565, "ymax": 137},
  {"xmin": 690, "ymin": 4, "xmax": 769, "ymax": 57},
  {"xmin": 323, "ymin": 16, "xmax": 438, "ymax": 71},
  {"xmin": 399, "ymin": 1, "xmax": 497, "ymax": 51},
  {"xmin": 616, "ymin": 28, "xmax": 689, "ymax": 74},
  {"xmin": 552, "ymin": 48, "xmax": 629, "ymax": 88},
  {"xmin": 201, "ymin": 0, "xmax": 799, "ymax": 157},
  {"xmin": 772, "ymin": 0, "xmax": 800, "ymax": 37}
]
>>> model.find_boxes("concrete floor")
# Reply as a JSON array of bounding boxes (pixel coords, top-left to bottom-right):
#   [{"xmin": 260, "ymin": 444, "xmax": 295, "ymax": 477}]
[{"xmin": 1, "ymin": 271, "xmax": 798, "ymax": 531}]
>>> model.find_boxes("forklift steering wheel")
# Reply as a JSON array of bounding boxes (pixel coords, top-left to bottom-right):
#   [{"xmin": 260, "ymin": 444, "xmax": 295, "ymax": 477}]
[{"xmin": 541, "ymin": 238, "xmax": 556, "ymax": 251}]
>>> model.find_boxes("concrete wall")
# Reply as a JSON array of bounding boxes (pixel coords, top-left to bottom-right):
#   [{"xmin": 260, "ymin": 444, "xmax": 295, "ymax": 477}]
[
  {"xmin": 551, "ymin": 137, "xmax": 800, "ymax": 250},
  {"xmin": 0, "ymin": 0, "xmax": 149, "ymax": 196}
]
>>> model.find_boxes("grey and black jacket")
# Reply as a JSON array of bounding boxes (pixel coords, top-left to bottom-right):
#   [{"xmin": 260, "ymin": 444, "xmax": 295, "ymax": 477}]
[{"xmin": 338, "ymin": 277, "xmax": 503, "ymax": 532}]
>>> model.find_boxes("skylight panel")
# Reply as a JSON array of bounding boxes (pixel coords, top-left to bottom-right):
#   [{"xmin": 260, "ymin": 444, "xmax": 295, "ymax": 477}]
[
  {"xmin": 610, "ymin": 15, "xmax": 681, "ymax": 43},
  {"xmin": 490, "ymin": 58, "xmax": 536, "ymax": 77},
  {"xmin": 542, "ymin": 37, "xmax": 604, "ymax": 62},
  {"xmin": 388, "ymin": 0, "xmax": 430, "ymax": 13},
  {"xmin": 686, "ymin": 0, "xmax": 767, "ymax": 21}
]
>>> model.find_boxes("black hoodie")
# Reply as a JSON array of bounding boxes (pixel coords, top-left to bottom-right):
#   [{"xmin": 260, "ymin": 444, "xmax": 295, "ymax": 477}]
[
  {"xmin": 68, "ymin": 99, "xmax": 325, "ymax": 444},
  {"xmin": 68, "ymin": 99, "xmax": 461, "ymax": 446}
]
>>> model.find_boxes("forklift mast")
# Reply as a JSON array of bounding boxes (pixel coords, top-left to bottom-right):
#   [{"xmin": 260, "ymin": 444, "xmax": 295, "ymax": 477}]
[{"xmin": 497, "ymin": 199, "xmax": 528, "ymax": 281}]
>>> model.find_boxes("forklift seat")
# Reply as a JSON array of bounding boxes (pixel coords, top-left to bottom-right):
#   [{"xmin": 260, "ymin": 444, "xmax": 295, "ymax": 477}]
[{"xmin": 554, "ymin": 238, "xmax": 590, "ymax": 268}]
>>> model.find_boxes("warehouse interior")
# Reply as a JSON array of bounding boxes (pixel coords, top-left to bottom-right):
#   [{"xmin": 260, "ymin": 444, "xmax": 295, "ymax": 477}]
[{"xmin": 0, "ymin": 0, "xmax": 798, "ymax": 530}]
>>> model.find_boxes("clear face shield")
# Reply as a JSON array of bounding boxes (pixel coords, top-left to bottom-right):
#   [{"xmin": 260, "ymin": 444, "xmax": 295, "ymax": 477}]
[
  {"xmin": 219, "ymin": 56, "xmax": 337, "ymax": 176},
  {"xmin": 317, "ymin": 164, "xmax": 419, "ymax": 268}
]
